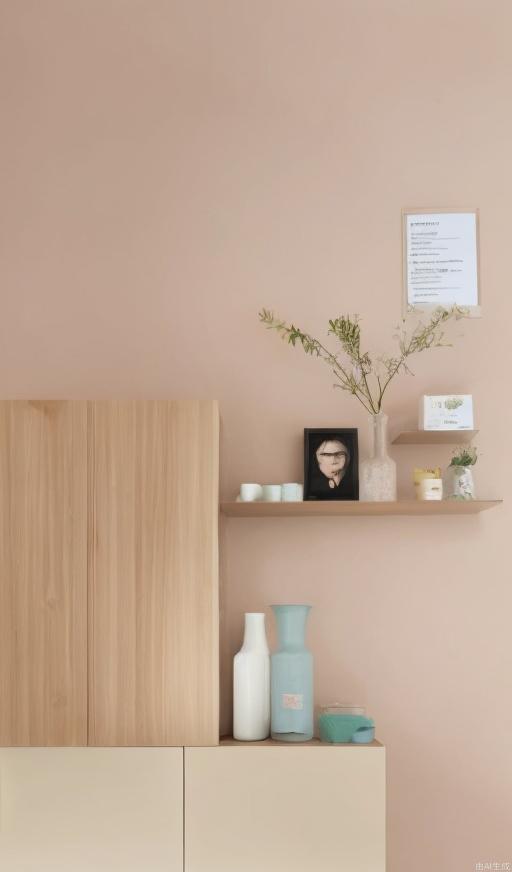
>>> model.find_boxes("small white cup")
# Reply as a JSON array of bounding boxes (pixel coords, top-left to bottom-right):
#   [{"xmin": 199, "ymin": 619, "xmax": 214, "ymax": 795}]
[
  {"xmin": 261, "ymin": 484, "xmax": 282, "ymax": 502},
  {"xmin": 281, "ymin": 483, "xmax": 304, "ymax": 502},
  {"xmin": 240, "ymin": 483, "xmax": 263, "ymax": 502}
]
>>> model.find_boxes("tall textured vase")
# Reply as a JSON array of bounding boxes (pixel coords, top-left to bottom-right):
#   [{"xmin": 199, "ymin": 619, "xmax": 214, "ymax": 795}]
[
  {"xmin": 360, "ymin": 412, "xmax": 397, "ymax": 502},
  {"xmin": 271, "ymin": 605, "xmax": 313, "ymax": 742},
  {"xmin": 233, "ymin": 613, "xmax": 270, "ymax": 741}
]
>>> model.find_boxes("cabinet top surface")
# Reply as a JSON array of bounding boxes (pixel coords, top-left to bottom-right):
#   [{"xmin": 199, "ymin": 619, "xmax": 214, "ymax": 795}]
[{"xmin": 218, "ymin": 737, "xmax": 383, "ymax": 749}]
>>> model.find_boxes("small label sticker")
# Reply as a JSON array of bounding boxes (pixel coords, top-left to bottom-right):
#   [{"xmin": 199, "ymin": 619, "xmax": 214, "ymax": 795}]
[{"xmin": 282, "ymin": 693, "xmax": 303, "ymax": 710}]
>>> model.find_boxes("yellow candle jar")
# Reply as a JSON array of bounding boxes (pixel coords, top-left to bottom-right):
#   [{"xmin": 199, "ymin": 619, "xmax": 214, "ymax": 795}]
[{"xmin": 413, "ymin": 467, "xmax": 442, "ymax": 500}]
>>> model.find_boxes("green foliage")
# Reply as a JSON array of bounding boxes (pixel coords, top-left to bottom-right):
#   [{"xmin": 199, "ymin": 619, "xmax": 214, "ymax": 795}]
[
  {"xmin": 450, "ymin": 445, "xmax": 478, "ymax": 467},
  {"xmin": 259, "ymin": 305, "xmax": 467, "ymax": 415},
  {"xmin": 445, "ymin": 397, "xmax": 463, "ymax": 410}
]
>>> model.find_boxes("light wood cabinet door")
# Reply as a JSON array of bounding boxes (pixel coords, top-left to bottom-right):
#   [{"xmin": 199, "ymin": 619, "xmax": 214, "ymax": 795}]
[
  {"xmin": 88, "ymin": 400, "xmax": 219, "ymax": 746},
  {"xmin": 0, "ymin": 401, "xmax": 88, "ymax": 746},
  {"xmin": 185, "ymin": 743, "xmax": 386, "ymax": 872},
  {"xmin": 0, "ymin": 748, "xmax": 183, "ymax": 871}
]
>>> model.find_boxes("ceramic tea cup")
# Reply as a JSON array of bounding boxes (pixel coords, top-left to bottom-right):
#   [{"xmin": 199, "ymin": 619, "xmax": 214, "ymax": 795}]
[
  {"xmin": 261, "ymin": 484, "xmax": 282, "ymax": 502},
  {"xmin": 240, "ymin": 483, "xmax": 263, "ymax": 502}
]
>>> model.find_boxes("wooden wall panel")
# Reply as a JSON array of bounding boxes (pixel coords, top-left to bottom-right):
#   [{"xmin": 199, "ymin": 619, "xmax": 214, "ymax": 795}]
[
  {"xmin": 0, "ymin": 401, "xmax": 88, "ymax": 746},
  {"xmin": 88, "ymin": 400, "xmax": 219, "ymax": 746}
]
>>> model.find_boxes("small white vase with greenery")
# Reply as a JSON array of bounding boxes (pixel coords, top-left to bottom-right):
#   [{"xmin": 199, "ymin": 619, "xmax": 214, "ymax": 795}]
[
  {"xmin": 447, "ymin": 445, "xmax": 478, "ymax": 500},
  {"xmin": 260, "ymin": 305, "xmax": 466, "ymax": 502}
]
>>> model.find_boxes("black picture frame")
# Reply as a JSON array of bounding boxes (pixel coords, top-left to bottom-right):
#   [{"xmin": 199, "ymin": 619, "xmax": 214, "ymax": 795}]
[{"xmin": 304, "ymin": 428, "xmax": 359, "ymax": 501}]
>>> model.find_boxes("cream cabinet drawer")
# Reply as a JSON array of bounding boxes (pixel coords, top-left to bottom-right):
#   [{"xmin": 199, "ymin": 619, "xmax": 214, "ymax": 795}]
[
  {"xmin": 0, "ymin": 748, "xmax": 183, "ymax": 871},
  {"xmin": 185, "ymin": 742, "xmax": 385, "ymax": 872}
]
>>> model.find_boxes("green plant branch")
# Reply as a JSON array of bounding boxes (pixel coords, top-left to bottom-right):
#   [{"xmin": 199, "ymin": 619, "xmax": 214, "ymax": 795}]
[
  {"xmin": 450, "ymin": 445, "xmax": 478, "ymax": 467},
  {"xmin": 259, "ymin": 310, "xmax": 378, "ymax": 413},
  {"xmin": 377, "ymin": 307, "xmax": 465, "ymax": 406},
  {"xmin": 259, "ymin": 305, "xmax": 467, "ymax": 414}
]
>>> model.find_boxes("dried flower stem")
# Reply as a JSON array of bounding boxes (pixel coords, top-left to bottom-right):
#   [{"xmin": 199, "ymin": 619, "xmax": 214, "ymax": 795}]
[{"xmin": 259, "ymin": 305, "xmax": 467, "ymax": 414}]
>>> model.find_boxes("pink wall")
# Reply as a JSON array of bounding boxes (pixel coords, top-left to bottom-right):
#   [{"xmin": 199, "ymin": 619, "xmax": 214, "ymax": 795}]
[{"xmin": 2, "ymin": 1, "xmax": 511, "ymax": 868}]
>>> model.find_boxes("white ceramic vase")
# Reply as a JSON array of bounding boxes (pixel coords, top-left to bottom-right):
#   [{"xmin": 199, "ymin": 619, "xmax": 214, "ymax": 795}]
[{"xmin": 233, "ymin": 612, "xmax": 270, "ymax": 741}]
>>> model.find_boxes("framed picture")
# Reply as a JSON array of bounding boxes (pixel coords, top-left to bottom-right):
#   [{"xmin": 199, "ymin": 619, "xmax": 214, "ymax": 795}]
[
  {"xmin": 402, "ymin": 207, "xmax": 481, "ymax": 316},
  {"xmin": 304, "ymin": 429, "xmax": 359, "ymax": 501}
]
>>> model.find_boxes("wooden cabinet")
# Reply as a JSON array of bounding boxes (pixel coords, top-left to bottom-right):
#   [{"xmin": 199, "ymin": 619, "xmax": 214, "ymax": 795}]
[
  {"xmin": 185, "ymin": 742, "xmax": 386, "ymax": 872},
  {"xmin": 0, "ymin": 401, "xmax": 88, "ymax": 746},
  {"xmin": 0, "ymin": 748, "xmax": 183, "ymax": 871},
  {"xmin": 0, "ymin": 400, "xmax": 219, "ymax": 747},
  {"xmin": 88, "ymin": 401, "xmax": 219, "ymax": 746}
]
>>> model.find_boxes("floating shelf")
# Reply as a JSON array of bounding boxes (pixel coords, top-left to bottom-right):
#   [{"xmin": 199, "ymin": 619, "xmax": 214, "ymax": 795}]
[
  {"xmin": 392, "ymin": 429, "xmax": 478, "ymax": 445},
  {"xmin": 221, "ymin": 500, "xmax": 501, "ymax": 517}
]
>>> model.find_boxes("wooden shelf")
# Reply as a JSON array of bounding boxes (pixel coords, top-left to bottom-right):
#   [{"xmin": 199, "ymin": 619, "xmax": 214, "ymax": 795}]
[
  {"xmin": 392, "ymin": 429, "xmax": 478, "ymax": 445},
  {"xmin": 221, "ymin": 500, "xmax": 502, "ymax": 517}
]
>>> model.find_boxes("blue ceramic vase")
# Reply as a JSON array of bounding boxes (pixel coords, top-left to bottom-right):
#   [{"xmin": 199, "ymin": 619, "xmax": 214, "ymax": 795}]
[{"xmin": 270, "ymin": 604, "xmax": 313, "ymax": 742}]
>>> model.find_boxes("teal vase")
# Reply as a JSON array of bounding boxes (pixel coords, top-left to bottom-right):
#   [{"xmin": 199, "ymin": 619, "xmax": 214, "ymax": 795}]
[{"xmin": 271, "ymin": 605, "xmax": 313, "ymax": 742}]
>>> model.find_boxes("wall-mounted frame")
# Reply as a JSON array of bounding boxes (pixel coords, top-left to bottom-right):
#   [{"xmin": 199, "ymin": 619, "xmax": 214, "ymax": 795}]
[{"xmin": 402, "ymin": 207, "xmax": 481, "ymax": 317}]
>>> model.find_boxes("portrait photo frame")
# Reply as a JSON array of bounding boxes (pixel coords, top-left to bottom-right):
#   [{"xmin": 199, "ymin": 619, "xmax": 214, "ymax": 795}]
[
  {"xmin": 304, "ymin": 428, "xmax": 359, "ymax": 501},
  {"xmin": 402, "ymin": 207, "xmax": 481, "ymax": 317}
]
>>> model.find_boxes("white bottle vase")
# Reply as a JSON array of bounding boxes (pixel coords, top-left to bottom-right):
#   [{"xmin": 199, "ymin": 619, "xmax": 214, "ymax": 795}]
[{"xmin": 233, "ymin": 612, "xmax": 270, "ymax": 741}]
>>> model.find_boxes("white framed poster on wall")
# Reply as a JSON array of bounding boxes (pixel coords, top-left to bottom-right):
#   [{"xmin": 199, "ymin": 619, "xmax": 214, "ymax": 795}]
[{"xmin": 402, "ymin": 208, "xmax": 481, "ymax": 316}]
